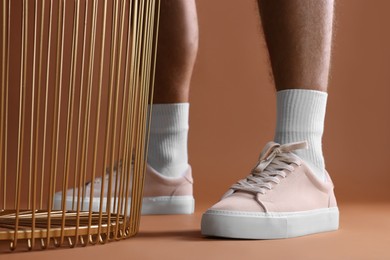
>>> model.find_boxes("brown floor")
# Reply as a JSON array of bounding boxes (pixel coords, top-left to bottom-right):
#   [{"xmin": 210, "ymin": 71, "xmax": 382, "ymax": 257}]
[{"xmin": 1, "ymin": 202, "xmax": 389, "ymax": 260}]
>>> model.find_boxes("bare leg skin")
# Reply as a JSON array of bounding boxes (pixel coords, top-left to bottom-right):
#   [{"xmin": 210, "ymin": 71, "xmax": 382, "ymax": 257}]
[
  {"xmin": 153, "ymin": 0, "xmax": 199, "ymax": 103},
  {"xmin": 146, "ymin": 0, "xmax": 198, "ymax": 184},
  {"xmin": 258, "ymin": 0, "xmax": 334, "ymax": 92},
  {"xmin": 257, "ymin": 0, "xmax": 335, "ymax": 179}
]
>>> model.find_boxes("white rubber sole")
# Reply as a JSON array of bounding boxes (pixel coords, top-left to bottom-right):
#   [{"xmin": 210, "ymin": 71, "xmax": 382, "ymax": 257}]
[
  {"xmin": 53, "ymin": 193, "xmax": 195, "ymax": 215},
  {"xmin": 201, "ymin": 207, "xmax": 339, "ymax": 239},
  {"xmin": 142, "ymin": 196, "xmax": 195, "ymax": 215}
]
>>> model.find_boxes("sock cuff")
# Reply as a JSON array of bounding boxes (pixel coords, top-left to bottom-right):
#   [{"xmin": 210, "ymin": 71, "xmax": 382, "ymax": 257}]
[
  {"xmin": 149, "ymin": 103, "xmax": 189, "ymax": 132},
  {"xmin": 275, "ymin": 89, "xmax": 328, "ymax": 134},
  {"xmin": 147, "ymin": 103, "xmax": 190, "ymax": 177}
]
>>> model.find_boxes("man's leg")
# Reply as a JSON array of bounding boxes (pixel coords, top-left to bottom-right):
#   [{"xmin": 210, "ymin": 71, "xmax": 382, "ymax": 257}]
[
  {"xmin": 153, "ymin": 0, "xmax": 198, "ymax": 104},
  {"xmin": 201, "ymin": 0, "xmax": 338, "ymax": 239},
  {"xmin": 259, "ymin": 0, "xmax": 334, "ymax": 181},
  {"xmin": 143, "ymin": 0, "xmax": 198, "ymax": 214},
  {"xmin": 147, "ymin": 0, "xmax": 198, "ymax": 178},
  {"xmin": 258, "ymin": 0, "xmax": 333, "ymax": 92}
]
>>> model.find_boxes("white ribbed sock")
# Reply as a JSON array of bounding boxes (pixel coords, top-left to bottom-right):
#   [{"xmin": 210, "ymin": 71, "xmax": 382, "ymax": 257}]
[
  {"xmin": 147, "ymin": 103, "xmax": 189, "ymax": 178},
  {"xmin": 274, "ymin": 89, "xmax": 327, "ymax": 181}
]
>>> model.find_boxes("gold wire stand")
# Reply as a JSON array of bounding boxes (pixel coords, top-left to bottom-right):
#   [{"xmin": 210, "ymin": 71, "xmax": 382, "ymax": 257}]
[
  {"xmin": 0, "ymin": 0, "xmax": 160, "ymax": 251},
  {"xmin": 0, "ymin": 210, "xmax": 128, "ymax": 242}
]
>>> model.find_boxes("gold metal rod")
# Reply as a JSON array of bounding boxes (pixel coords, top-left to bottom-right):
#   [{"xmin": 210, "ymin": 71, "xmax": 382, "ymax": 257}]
[
  {"xmin": 138, "ymin": 0, "xmax": 160, "ymax": 227},
  {"xmin": 130, "ymin": 0, "xmax": 146, "ymax": 227},
  {"xmin": 30, "ymin": 0, "xmax": 41, "ymax": 249},
  {"xmin": 143, "ymin": 0, "xmax": 158, "ymax": 167},
  {"xmin": 74, "ymin": 0, "xmax": 90, "ymax": 247},
  {"xmin": 97, "ymin": 0, "xmax": 119, "ymax": 243},
  {"xmin": 137, "ymin": 0, "xmax": 155, "ymax": 219},
  {"xmin": 124, "ymin": 0, "xmax": 142, "ymax": 229},
  {"xmin": 114, "ymin": 0, "xmax": 137, "ymax": 238},
  {"xmin": 112, "ymin": 0, "xmax": 127, "ymax": 218},
  {"xmin": 149, "ymin": 0, "xmax": 161, "ymax": 150},
  {"xmin": 89, "ymin": 0, "xmax": 109, "ymax": 244},
  {"xmin": 142, "ymin": 1, "xmax": 161, "ymax": 218},
  {"xmin": 119, "ymin": 122, "xmax": 132, "ymax": 236},
  {"xmin": 28, "ymin": 0, "xmax": 40, "ymax": 211},
  {"xmin": 55, "ymin": 0, "xmax": 66, "ymax": 216},
  {"xmin": 143, "ymin": 0, "xmax": 160, "ymax": 205},
  {"xmin": 137, "ymin": 0, "xmax": 156, "ymax": 225},
  {"xmin": 135, "ymin": 0, "xmax": 153, "ymax": 224},
  {"xmin": 72, "ymin": 0, "xmax": 86, "ymax": 211},
  {"xmin": 127, "ymin": 18, "xmax": 140, "ymax": 233},
  {"xmin": 115, "ymin": 85, "xmax": 128, "ymax": 236},
  {"xmin": 3, "ymin": 0, "xmax": 10, "ymax": 209},
  {"xmin": 79, "ymin": 0, "xmax": 95, "ymax": 229},
  {"xmin": 46, "ymin": 0, "xmax": 66, "ymax": 247},
  {"xmin": 120, "ymin": 0, "xmax": 135, "ymax": 229},
  {"xmin": 34, "ymin": 0, "xmax": 46, "ymax": 213},
  {"xmin": 0, "ymin": 0, "xmax": 6, "ymax": 209},
  {"xmin": 127, "ymin": 0, "xmax": 142, "ymax": 231},
  {"xmin": 85, "ymin": 0, "xmax": 99, "ymax": 244},
  {"xmin": 60, "ymin": 0, "xmax": 80, "ymax": 245},
  {"xmin": 121, "ymin": 112, "xmax": 132, "ymax": 230},
  {"xmin": 69, "ymin": 0, "xmax": 81, "ymax": 210},
  {"xmin": 133, "ymin": 0, "xmax": 149, "ymax": 224},
  {"xmin": 125, "ymin": 0, "xmax": 141, "ymax": 230},
  {"xmin": 118, "ymin": 0, "xmax": 138, "ymax": 237},
  {"xmin": 12, "ymin": 0, "xmax": 28, "ymax": 250},
  {"xmin": 14, "ymin": 0, "xmax": 27, "ymax": 210},
  {"xmin": 110, "ymin": 0, "xmax": 128, "ymax": 239},
  {"xmin": 40, "ymin": 0, "xmax": 54, "ymax": 209},
  {"xmin": 116, "ymin": 3, "xmax": 128, "ymax": 232}
]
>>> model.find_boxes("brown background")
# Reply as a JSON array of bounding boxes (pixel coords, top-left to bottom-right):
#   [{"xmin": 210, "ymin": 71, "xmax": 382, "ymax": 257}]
[
  {"xmin": 2, "ymin": 0, "xmax": 390, "ymax": 258},
  {"xmin": 2, "ymin": 0, "xmax": 389, "ymax": 207}
]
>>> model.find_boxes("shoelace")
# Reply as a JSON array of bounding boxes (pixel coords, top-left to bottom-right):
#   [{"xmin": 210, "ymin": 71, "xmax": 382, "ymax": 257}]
[{"xmin": 231, "ymin": 141, "xmax": 308, "ymax": 195}]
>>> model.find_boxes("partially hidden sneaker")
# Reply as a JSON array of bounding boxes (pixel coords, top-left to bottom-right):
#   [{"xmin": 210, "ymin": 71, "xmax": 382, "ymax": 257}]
[
  {"xmin": 201, "ymin": 141, "xmax": 339, "ymax": 239},
  {"xmin": 53, "ymin": 163, "xmax": 124, "ymax": 213},
  {"xmin": 142, "ymin": 165, "xmax": 195, "ymax": 215},
  {"xmin": 53, "ymin": 164, "xmax": 195, "ymax": 215}
]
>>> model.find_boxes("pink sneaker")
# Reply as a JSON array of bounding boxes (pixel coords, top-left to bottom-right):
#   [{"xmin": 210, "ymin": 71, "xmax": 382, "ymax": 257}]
[
  {"xmin": 53, "ymin": 164, "xmax": 195, "ymax": 215},
  {"xmin": 53, "ymin": 163, "xmax": 124, "ymax": 213},
  {"xmin": 142, "ymin": 165, "xmax": 195, "ymax": 215},
  {"xmin": 201, "ymin": 141, "xmax": 339, "ymax": 239}
]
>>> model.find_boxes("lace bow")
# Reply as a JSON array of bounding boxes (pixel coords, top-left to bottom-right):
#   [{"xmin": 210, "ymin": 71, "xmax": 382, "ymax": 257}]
[{"xmin": 230, "ymin": 141, "xmax": 308, "ymax": 195}]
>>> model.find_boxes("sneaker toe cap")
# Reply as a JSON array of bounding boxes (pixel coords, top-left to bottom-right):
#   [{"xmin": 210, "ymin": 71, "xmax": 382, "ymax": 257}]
[{"xmin": 208, "ymin": 192, "xmax": 265, "ymax": 213}]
